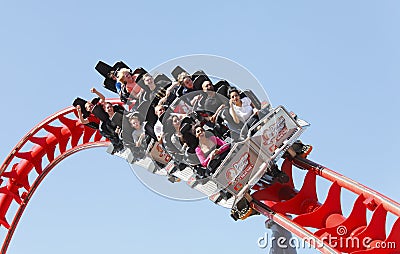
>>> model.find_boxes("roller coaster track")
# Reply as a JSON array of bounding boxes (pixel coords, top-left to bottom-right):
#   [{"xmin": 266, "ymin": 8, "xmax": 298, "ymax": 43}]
[
  {"xmin": 0, "ymin": 101, "xmax": 399, "ymax": 253},
  {"xmin": 251, "ymin": 157, "xmax": 400, "ymax": 253},
  {"xmin": 0, "ymin": 100, "xmax": 123, "ymax": 253}
]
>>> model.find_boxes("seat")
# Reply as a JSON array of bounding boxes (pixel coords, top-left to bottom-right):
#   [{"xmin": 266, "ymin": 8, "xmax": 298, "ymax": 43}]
[
  {"xmin": 95, "ymin": 61, "xmax": 130, "ymax": 93},
  {"xmin": 72, "ymin": 97, "xmax": 90, "ymax": 116},
  {"xmin": 171, "ymin": 65, "xmax": 188, "ymax": 80},
  {"xmin": 112, "ymin": 61, "xmax": 130, "ymax": 72},
  {"xmin": 192, "ymin": 74, "xmax": 210, "ymax": 91},
  {"xmin": 111, "ymin": 112, "xmax": 123, "ymax": 128},
  {"xmin": 239, "ymin": 113, "xmax": 260, "ymax": 139},
  {"xmin": 206, "ymin": 147, "xmax": 230, "ymax": 174},
  {"xmin": 131, "ymin": 67, "xmax": 148, "ymax": 86},
  {"xmin": 95, "ymin": 61, "xmax": 113, "ymax": 78},
  {"xmin": 91, "ymin": 104, "xmax": 110, "ymax": 123},
  {"xmin": 191, "ymin": 70, "xmax": 207, "ymax": 80},
  {"xmin": 214, "ymin": 80, "xmax": 231, "ymax": 98},
  {"xmin": 154, "ymin": 73, "xmax": 172, "ymax": 83},
  {"xmin": 242, "ymin": 89, "xmax": 261, "ymax": 109},
  {"xmin": 112, "ymin": 104, "xmax": 125, "ymax": 114},
  {"xmin": 219, "ymin": 109, "xmax": 243, "ymax": 140}
]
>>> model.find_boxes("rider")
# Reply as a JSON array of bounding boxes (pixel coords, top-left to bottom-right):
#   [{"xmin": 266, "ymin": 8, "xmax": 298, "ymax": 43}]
[
  {"xmin": 116, "ymin": 68, "xmax": 142, "ymax": 107},
  {"xmin": 136, "ymin": 73, "xmax": 171, "ymax": 105},
  {"xmin": 161, "ymin": 71, "xmax": 198, "ymax": 106},
  {"xmin": 75, "ymin": 88, "xmax": 124, "ymax": 154},
  {"xmin": 228, "ymin": 87, "xmax": 259, "ymax": 125},
  {"xmin": 228, "ymin": 87, "xmax": 260, "ymax": 138},
  {"xmin": 194, "ymin": 125, "xmax": 230, "ymax": 174}
]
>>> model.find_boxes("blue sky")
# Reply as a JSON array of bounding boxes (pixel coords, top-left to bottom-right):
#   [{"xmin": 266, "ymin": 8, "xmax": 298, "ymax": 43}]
[{"xmin": 0, "ymin": 1, "xmax": 399, "ymax": 253}]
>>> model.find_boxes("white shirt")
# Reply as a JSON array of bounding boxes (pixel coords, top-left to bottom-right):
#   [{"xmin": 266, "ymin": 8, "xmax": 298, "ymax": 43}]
[
  {"xmin": 132, "ymin": 126, "xmax": 144, "ymax": 143},
  {"xmin": 154, "ymin": 120, "xmax": 164, "ymax": 139},
  {"xmin": 232, "ymin": 97, "xmax": 253, "ymax": 123}
]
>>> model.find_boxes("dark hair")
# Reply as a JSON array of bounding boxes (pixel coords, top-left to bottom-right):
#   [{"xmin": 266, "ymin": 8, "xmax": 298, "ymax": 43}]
[
  {"xmin": 193, "ymin": 124, "xmax": 203, "ymax": 131},
  {"xmin": 228, "ymin": 87, "xmax": 239, "ymax": 96}
]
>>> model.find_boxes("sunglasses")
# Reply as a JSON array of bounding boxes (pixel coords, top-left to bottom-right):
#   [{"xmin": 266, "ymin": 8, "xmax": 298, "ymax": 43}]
[{"xmin": 196, "ymin": 128, "xmax": 204, "ymax": 134}]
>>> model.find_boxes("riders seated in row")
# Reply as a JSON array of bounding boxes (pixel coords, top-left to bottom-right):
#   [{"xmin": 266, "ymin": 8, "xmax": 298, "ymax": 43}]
[{"xmin": 77, "ymin": 63, "xmax": 267, "ymax": 178}]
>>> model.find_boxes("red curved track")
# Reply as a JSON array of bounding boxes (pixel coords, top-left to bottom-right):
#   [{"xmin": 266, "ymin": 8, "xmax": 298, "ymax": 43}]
[
  {"xmin": 0, "ymin": 100, "xmax": 123, "ymax": 253},
  {"xmin": 0, "ymin": 101, "xmax": 399, "ymax": 253}
]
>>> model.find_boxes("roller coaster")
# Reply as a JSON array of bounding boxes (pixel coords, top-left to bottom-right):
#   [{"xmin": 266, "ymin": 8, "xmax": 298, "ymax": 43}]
[{"xmin": 0, "ymin": 60, "xmax": 399, "ymax": 253}]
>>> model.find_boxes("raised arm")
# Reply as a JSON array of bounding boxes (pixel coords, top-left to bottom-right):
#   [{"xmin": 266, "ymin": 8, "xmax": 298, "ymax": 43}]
[
  {"xmin": 159, "ymin": 81, "xmax": 179, "ymax": 105},
  {"xmin": 229, "ymin": 100, "xmax": 241, "ymax": 124},
  {"xmin": 251, "ymin": 102, "xmax": 259, "ymax": 115},
  {"xmin": 90, "ymin": 87, "xmax": 106, "ymax": 104},
  {"xmin": 210, "ymin": 136, "xmax": 229, "ymax": 155},
  {"xmin": 210, "ymin": 104, "xmax": 226, "ymax": 123}
]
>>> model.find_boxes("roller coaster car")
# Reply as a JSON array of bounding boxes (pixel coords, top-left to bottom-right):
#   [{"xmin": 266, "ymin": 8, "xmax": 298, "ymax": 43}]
[
  {"xmin": 210, "ymin": 105, "xmax": 307, "ymax": 205},
  {"xmin": 104, "ymin": 68, "xmax": 308, "ymax": 208}
]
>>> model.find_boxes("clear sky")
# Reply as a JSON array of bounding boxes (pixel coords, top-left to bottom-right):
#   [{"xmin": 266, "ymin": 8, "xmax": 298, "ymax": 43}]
[{"xmin": 0, "ymin": 1, "xmax": 399, "ymax": 253}]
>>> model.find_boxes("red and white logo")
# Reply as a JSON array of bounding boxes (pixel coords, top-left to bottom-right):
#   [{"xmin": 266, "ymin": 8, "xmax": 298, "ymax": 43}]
[
  {"xmin": 226, "ymin": 152, "xmax": 253, "ymax": 182},
  {"xmin": 262, "ymin": 116, "xmax": 288, "ymax": 152},
  {"xmin": 226, "ymin": 168, "xmax": 240, "ymax": 182},
  {"xmin": 234, "ymin": 183, "xmax": 244, "ymax": 191}
]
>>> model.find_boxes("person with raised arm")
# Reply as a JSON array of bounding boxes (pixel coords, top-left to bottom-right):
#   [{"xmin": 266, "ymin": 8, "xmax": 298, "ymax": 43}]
[{"xmin": 75, "ymin": 87, "xmax": 124, "ymax": 154}]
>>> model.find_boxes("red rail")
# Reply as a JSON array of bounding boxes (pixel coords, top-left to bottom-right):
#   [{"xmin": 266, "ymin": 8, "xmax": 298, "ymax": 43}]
[
  {"xmin": 251, "ymin": 157, "xmax": 400, "ymax": 253},
  {"xmin": 0, "ymin": 100, "xmax": 123, "ymax": 253}
]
